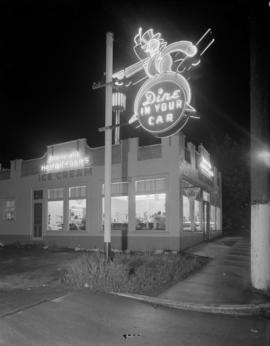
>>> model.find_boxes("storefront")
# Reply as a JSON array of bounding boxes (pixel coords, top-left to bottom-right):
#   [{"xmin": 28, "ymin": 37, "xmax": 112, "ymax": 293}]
[{"xmin": 0, "ymin": 133, "xmax": 222, "ymax": 251}]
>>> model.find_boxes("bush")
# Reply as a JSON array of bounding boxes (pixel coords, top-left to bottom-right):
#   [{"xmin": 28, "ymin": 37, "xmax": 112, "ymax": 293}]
[{"xmin": 63, "ymin": 251, "xmax": 208, "ymax": 296}]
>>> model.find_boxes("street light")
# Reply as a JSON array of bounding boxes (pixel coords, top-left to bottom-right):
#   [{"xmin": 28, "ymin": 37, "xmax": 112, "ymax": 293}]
[{"xmin": 257, "ymin": 150, "xmax": 270, "ymax": 167}]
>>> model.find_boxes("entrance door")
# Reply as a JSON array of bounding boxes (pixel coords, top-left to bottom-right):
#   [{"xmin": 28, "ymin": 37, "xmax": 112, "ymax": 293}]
[
  {"xmin": 33, "ymin": 190, "xmax": 43, "ymax": 239},
  {"xmin": 33, "ymin": 203, "xmax": 42, "ymax": 238},
  {"xmin": 203, "ymin": 201, "xmax": 210, "ymax": 241}
]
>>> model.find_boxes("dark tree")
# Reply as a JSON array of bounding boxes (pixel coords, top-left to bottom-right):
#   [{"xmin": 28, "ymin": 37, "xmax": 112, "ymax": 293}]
[{"xmin": 208, "ymin": 134, "xmax": 250, "ymax": 235}]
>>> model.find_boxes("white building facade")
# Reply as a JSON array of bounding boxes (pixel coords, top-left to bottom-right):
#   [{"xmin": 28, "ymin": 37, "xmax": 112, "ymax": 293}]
[{"xmin": 0, "ymin": 133, "xmax": 222, "ymax": 251}]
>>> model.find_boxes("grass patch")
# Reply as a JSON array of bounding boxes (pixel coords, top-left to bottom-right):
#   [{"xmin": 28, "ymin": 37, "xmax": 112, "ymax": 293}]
[{"xmin": 62, "ymin": 252, "xmax": 209, "ymax": 296}]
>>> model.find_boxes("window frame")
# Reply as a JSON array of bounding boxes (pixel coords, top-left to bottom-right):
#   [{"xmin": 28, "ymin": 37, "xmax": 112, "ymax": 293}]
[
  {"xmin": 3, "ymin": 199, "xmax": 16, "ymax": 221},
  {"xmin": 216, "ymin": 206, "xmax": 221, "ymax": 231},
  {"xmin": 68, "ymin": 186, "xmax": 87, "ymax": 232},
  {"xmin": 210, "ymin": 204, "xmax": 216, "ymax": 231},
  {"xmin": 47, "ymin": 188, "xmax": 64, "ymax": 231},
  {"xmin": 182, "ymin": 195, "xmax": 191, "ymax": 232},
  {"xmin": 194, "ymin": 198, "xmax": 202, "ymax": 232},
  {"xmin": 135, "ymin": 177, "xmax": 167, "ymax": 232},
  {"xmin": 102, "ymin": 181, "xmax": 129, "ymax": 231}
]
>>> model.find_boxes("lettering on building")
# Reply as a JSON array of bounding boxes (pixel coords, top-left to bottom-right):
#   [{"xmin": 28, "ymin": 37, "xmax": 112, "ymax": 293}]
[{"xmin": 38, "ymin": 167, "xmax": 92, "ymax": 182}]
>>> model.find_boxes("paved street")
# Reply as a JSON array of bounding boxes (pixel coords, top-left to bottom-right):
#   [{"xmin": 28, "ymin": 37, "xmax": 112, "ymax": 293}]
[{"xmin": 0, "ymin": 289, "xmax": 269, "ymax": 346}]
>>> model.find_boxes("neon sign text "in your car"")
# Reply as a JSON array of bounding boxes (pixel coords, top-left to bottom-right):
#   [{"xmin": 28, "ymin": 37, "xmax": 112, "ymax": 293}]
[{"xmin": 139, "ymin": 86, "xmax": 185, "ymax": 130}]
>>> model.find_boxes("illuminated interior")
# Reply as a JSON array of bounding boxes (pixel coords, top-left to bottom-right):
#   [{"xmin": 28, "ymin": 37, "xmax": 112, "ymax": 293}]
[{"xmin": 136, "ymin": 193, "xmax": 166, "ymax": 230}]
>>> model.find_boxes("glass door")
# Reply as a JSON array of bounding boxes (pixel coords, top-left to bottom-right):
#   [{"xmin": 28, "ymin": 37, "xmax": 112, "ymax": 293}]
[
  {"xmin": 203, "ymin": 201, "xmax": 210, "ymax": 241},
  {"xmin": 33, "ymin": 190, "xmax": 43, "ymax": 239}
]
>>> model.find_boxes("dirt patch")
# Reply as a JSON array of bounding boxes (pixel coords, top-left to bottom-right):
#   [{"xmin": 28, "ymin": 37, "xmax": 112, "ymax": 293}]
[
  {"xmin": 0, "ymin": 287, "xmax": 72, "ymax": 317},
  {"xmin": 0, "ymin": 247, "xmax": 81, "ymax": 315},
  {"xmin": 0, "ymin": 248, "xmax": 80, "ymax": 289}
]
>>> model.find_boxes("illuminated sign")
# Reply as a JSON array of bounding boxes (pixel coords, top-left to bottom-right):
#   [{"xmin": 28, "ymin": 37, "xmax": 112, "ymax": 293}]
[
  {"xmin": 134, "ymin": 72, "xmax": 195, "ymax": 136},
  {"xmin": 41, "ymin": 151, "xmax": 91, "ymax": 173},
  {"xmin": 199, "ymin": 156, "xmax": 214, "ymax": 178},
  {"xmin": 38, "ymin": 167, "xmax": 92, "ymax": 182},
  {"xmin": 203, "ymin": 191, "xmax": 210, "ymax": 202},
  {"xmin": 113, "ymin": 28, "xmax": 205, "ymax": 137}
]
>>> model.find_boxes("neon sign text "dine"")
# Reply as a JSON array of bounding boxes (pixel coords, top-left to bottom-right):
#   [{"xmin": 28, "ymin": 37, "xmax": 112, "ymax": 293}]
[
  {"xmin": 41, "ymin": 151, "xmax": 90, "ymax": 173},
  {"xmin": 143, "ymin": 88, "xmax": 181, "ymax": 106}
]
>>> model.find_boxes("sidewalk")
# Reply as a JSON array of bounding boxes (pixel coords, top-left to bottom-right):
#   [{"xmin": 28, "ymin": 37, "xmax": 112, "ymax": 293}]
[
  {"xmin": 117, "ymin": 236, "xmax": 270, "ymax": 315},
  {"xmin": 159, "ymin": 236, "xmax": 267, "ymax": 305}
]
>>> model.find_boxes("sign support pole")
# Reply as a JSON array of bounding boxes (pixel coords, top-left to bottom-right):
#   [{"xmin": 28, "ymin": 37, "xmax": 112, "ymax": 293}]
[{"xmin": 104, "ymin": 32, "xmax": 113, "ymax": 261}]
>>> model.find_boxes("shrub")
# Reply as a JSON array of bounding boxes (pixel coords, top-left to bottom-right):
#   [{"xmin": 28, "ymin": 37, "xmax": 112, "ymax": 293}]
[
  {"xmin": 63, "ymin": 251, "xmax": 208, "ymax": 295},
  {"xmin": 63, "ymin": 252, "xmax": 129, "ymax": 292}
]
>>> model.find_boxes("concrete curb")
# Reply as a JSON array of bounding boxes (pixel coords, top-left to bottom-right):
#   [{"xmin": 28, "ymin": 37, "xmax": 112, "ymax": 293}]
[{"xmin": 112, "ymin": 292, "xmax": 270, "ymax": 316}]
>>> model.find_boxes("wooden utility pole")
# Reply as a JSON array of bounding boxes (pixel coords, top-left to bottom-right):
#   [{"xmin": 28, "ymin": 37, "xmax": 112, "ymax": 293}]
[
  {"xmin": 250, "ymin": 3, "xmax": 270, "ymax": 290},
  {"xmin": 104, "ymin": 32, "xmax": 113, "ymax": 260}
]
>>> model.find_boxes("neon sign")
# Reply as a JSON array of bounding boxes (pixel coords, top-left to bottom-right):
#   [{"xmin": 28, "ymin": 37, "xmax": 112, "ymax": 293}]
[
  {"xmin": 41, "ymin": 151, "xmax": 91, "ymax": 173},
  {"xmin": 113, "ymin": 28, "xmax": 202, "ymax": 137},
  {"xmin": 134, "ymin": 72, "xmax": 195, "ymax": 136},
  {"xmin": 199, "ymin": 156, "xmax": 214, "ymax": 178}
]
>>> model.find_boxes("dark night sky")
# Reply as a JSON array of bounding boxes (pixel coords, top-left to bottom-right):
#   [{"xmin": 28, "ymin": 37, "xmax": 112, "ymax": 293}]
[{"xmin": 0, "ymin": 0, "xmax": 267, "ymax": 167}]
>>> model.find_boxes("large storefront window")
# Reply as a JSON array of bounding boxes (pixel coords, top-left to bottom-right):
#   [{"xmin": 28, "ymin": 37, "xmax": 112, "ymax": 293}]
[
  {"xmin": 102, "ymin": 182, "xmax": 128, "ymax": 230},
  {"xmin": 216, "ymin": 207, "xmax": 221, "ymax": 231},
  {"xmin": 210, "ymin": 205, "xmax": 216, "ymax": 231},
  {"xmin": 69, "ymin": 186, "xmax": 87, "ymax": 231},
  {"xmin": 194, "ymin": 199, "xmax": 202, "ymax": 231},
  {"xmin": 3, "ymin": 199, "xmax": 15, "ymax": 221},
  {"xmin": 135, "ymin": 178, "xmax": 166, "ymax": 231},
  {"xmin": 183, "ymin": 182, "xmax": 201, "ymax": 232},
  {"xmin": 183, "ymin": 195, "xmax": 191, "ymax": 231},
  {"xmin": 47, "ymin": 188, "xmax": 64, "ymax": 231}
]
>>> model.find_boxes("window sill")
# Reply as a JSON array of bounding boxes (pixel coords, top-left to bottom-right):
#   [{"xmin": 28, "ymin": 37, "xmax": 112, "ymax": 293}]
[
  {"xmin": 46, "ymin": 230, "xmax": 87, "ymax": 234},
  {"xmin": 134, "ymin": 229, "xmax": 168, "ymax": 234},
  {"xmin": 99, "ymin": 229, "xmax": 168, "ymax": 234},
  {"xmin": 182, "ymin": 230, "xmax": 203, "ymax": 233}
]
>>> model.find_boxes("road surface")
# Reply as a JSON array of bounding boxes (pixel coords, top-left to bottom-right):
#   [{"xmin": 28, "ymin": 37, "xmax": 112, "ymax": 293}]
[{"xmin": 0, "ymin": 289, "xmax": 269, "ymax": 346}]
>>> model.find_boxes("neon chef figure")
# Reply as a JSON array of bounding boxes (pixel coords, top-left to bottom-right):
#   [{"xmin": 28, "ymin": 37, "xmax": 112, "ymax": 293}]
[
  {"xmin": 133, "ymin": 28, "xmax": 198, "ymax": 77},
  {"xmin": 113, "ymin": 28, "xmax": 199, "ymax": 81}
]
